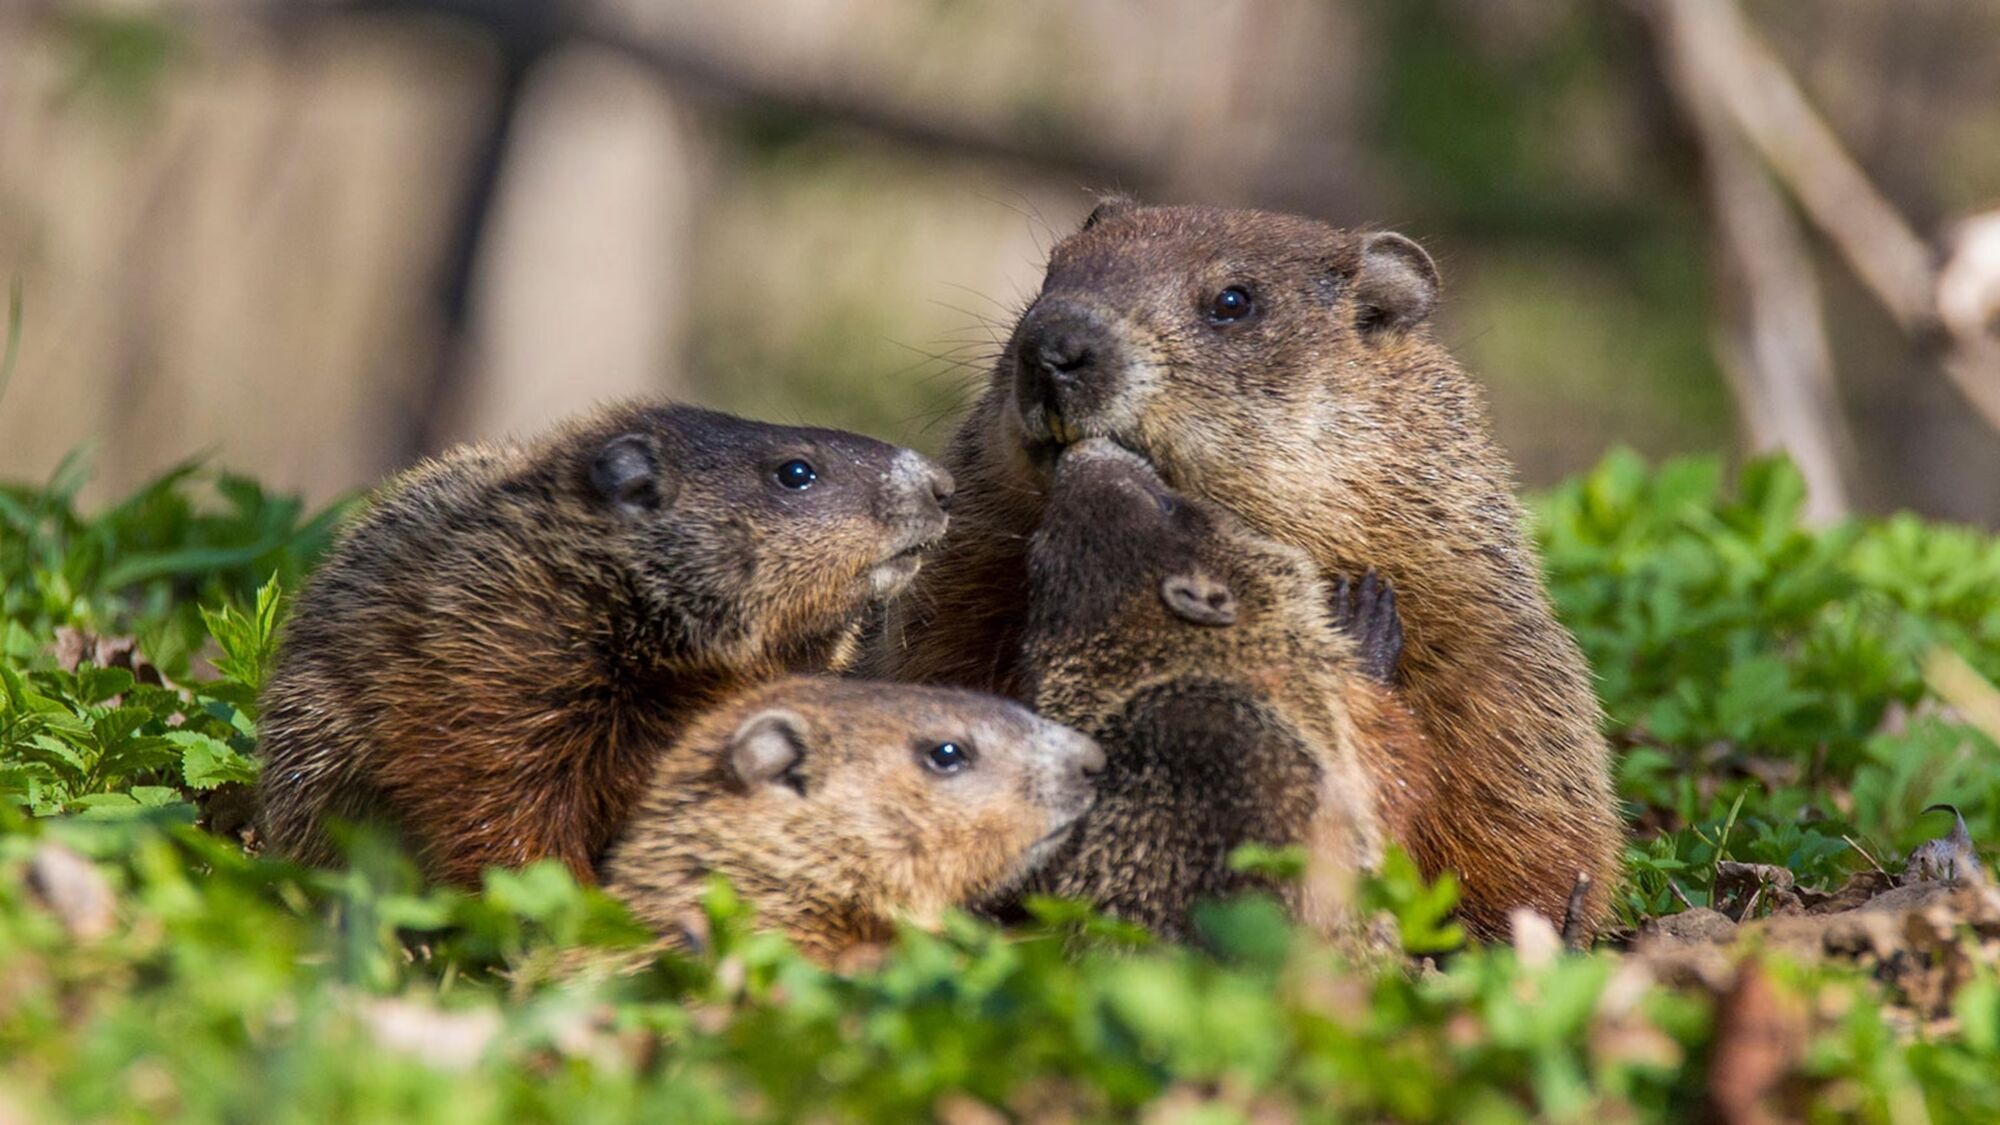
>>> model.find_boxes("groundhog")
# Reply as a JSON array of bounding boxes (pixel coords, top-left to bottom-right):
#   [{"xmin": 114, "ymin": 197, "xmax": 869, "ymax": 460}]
[
  {"xmin": 258, "ymin": 401, "xmax": 954, "ymax": 888},
  {"xmin": 880, "ymin": 201, "xmax": 1621, "ymax": 938},
  {"xmin": 1008, "ymin": 438, "xmax": 1427, "ymax": 939},
  {"xmin": 600, "ymin": 676, "xmax": 1103, "ymax": 962}
]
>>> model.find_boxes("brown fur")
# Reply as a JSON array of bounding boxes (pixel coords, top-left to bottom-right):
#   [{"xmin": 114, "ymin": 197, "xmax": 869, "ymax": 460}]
[
  {"xmin": 601, "ymin": 676, "xmax": 1101, "ymax": 962},
  {"xmin": 880, "ymin": 203, "xmax": 1622, "ymax": 937},
  {"xmin": 258, "ymin": 401, "xmax": 953, "ymax": 887},
  {"xmin": 1009, "ymin": 440, "xmax": 1404, "ymax": 939}
]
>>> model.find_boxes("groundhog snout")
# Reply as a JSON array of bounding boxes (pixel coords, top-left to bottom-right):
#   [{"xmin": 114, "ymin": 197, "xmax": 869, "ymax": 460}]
[
  {"xmin": 875, "ymin": 450, "xmax": 955, "ymax": 540},
  {"xmin": 1012, "ymin": 300, "xmax": 1126, "ymax": 440},
  {"xmin": 1071, "ymin": 731, "xmax": 1108, "ymax": 779},
  {"xmin": 1034, "ymin": 725, "xmax": 1106, "ymax": 816}
]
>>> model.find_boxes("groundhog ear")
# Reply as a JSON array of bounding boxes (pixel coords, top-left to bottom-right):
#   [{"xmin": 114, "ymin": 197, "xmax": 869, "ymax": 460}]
[
  {"xmin": 1080, "ymin": 193, "xmax": 1138, "ymax": 232},
  {"xmin": 728, "ymin": 708, "xmax": 806, "ymax": 790},
  {"xmin": 1352, "ymin": 232, "xmax": 1439, "ymax": 336},
  {"xmin": 1161, "ymin": 571, "xmax": 1238, "ymax": 627},
  {"xmin": 590, "ymin": 433, "xmax": 675, "ymax": 514}
]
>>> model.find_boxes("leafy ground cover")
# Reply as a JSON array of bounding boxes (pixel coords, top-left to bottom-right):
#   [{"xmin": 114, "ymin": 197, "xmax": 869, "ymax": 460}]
[{"xmin": 1, "ymin": 450, "xmax": 1997, "ymax": 1122}]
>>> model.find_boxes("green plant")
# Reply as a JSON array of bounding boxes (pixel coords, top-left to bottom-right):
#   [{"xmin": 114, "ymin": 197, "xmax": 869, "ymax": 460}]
[
  {"xmin": 1536, "ymin": 449, "xmax": 2000, "ymax": 923},
  {"xmin": 2, "ymin": 450, "xmax": 1998, "ymax": 1121}
]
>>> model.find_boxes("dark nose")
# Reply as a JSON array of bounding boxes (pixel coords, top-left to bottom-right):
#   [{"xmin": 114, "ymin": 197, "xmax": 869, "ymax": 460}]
[
  {"xmin": 1013, "ymin": 301, "xmax": 1118, "ymax": 435},
  {"xmin": 928, "ymin": 465, "xmax": 956, "ymax": 514}
]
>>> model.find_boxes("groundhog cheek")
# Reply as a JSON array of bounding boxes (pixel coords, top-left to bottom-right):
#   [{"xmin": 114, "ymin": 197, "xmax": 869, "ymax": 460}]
[{"xmin": 973, "ymin": 808, "xmax": 1038, "ymax": 859}]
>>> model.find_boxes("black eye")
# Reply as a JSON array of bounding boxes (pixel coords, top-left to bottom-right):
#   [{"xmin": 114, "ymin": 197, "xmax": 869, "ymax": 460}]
[
  {"xmin": 1207, "ymin": 286, "xmax": 1254, "ymax": 323},
  {"xmin": 923, "ymin": 741, "xmax": 970, "ymax": 774},
  {"xmin": 775, "ymin": 459, "xmax": 818, "ymax": 490}
]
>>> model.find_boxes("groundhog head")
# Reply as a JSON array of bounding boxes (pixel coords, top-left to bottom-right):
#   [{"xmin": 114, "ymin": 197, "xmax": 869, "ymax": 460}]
[
  {"xmin": 1025, "ymin": 438, "xmax": 1322, "ymax": 657},
  {"xmin": 605, "ymin": 677, "xmax": 1104, "ymax": 945},
  {"xmin": 568, "ymin": 404, "xmax": 955, "ymax": 666},
  {"xmin": 995, "ymin": 201, "xmax": 1448, "ymax": 527}
]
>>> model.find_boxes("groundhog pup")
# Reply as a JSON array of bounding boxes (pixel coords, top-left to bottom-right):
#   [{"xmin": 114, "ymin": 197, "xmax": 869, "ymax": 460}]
[
  {"xmin": 1009, "ymin": 439, "xmax": 1426, "ymax": 939},
  {"xmin": 882, "ymin": 201, "xmax": 1621, "ymax": 937},
  {"xmin": 259, "ymin": 401, "xmax": 954, "ymax": 887},
  {"xmin": 601, "ymin": 676, "xmax": 1103, "ymax": 962}
]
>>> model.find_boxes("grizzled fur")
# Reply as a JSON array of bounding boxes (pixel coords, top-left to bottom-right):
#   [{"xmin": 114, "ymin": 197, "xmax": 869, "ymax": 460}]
[
  {"xmin": 259, "ymin": 401, "xmax": 952, "ymax": 887},
  {"xmin": 1009, "ymin": 440, "xmax": 1420, "ymax": 940},
  {"xmin": 601, "ymin": 676, "xmax": 1102, "ymax": 962},
  {"xmin": 879, "ymin": 202, "xmax": 1621, "ymax": 937}
]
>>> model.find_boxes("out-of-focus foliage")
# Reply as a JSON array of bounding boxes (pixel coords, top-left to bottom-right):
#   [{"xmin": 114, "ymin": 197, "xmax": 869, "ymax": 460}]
[
  {"xmin": 1538, "ymin": 450, "xmax": 2000, "ymax": 922},
  {"xmin": 1, "ymin": 453, "xmax": 1998, "ymax": 1121}
]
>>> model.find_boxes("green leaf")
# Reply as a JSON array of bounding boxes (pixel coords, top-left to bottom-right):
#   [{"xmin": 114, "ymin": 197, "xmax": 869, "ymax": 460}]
[
  {"xmin": 196, "ymin": 575, "xmax": 286, "ymax": 722},
  {"xmin": 26, "ymin": 733, "xmax": 91, "ymax": 777},
  {"xmin": 167, "ymin": 730, "xmax": 259, "ymax": 789},
  {"xmin": 70, "ymin": 665, "xmax": 137, "ymax": 706},
  {"xmin": 1227, "ymin": 842, "xmax": 1307, "ymax": 882},
  {"xmin": 71, "ymin": 791, "xmax": 142, "ymax": 818},
  {"xmin": 102, "ymin": 537, "xmax": 290, "ymax": 591}
]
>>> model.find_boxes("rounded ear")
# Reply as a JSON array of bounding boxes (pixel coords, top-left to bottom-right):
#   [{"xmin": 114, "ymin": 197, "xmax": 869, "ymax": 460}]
[
  {"xmin": 1161, "ymin": 571, "xmax": 1238, "ymax": 627},
  {"xmin": 728, "ymin": 708, "xmax": 806, "ymax": 790},
  {"xmin": 1352, "ymin": 232, "xmax": 1439, "ymax": 335},
  {"xmin": 1080, "ymin": 192, "xmax": 1139, "ymax": 232},
  {"xmin": 590, "ymin": 433, "xmax": 675, "ymax": 514}
]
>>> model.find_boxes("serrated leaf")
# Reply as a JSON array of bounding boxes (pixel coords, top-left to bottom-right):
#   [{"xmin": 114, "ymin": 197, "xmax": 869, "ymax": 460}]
[
  {"xmin": 167, "ymin": 730, "xmax": 259, "ymax": 789},
  {"xmin": 72, "ymin": 666, "xmax": 135, "ymax": 705},
  {"xmin": 25, "ymin": 733, "xmax": 90, "ymax": 776}
]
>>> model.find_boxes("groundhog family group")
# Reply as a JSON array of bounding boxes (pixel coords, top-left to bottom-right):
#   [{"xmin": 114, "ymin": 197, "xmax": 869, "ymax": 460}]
[{"xmin": 256, "ymin": 202, "xmax": 1624, "ymax": 959}]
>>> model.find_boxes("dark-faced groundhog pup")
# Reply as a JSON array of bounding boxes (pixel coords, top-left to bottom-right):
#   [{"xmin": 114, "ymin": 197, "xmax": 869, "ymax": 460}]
[
  {"xmin": 882, "ymin": 201, "xmax": 1621, "ymax": 938},
  {"xmin": 259, "ymin": 401, "xmax": 954, "ymax": 888},
  {"xmin": 600, "ymin": 676, "xmax": 1103, "ymax": 962},
  {"xmin": 1008, "ymin": 438, "xmax": 1430, "ymax": 940}
]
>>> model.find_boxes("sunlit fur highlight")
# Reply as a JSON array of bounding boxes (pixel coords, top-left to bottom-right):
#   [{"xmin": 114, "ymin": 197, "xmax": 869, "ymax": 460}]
[
  {"xmin": 882, "ymin": 205, "xmax": 1621, "ymax": 938},
  {"xmin": 1006, "ymin": 443, "xmax": 1422, "ymax": 942},
  {"xmin": 601, "ymin": 676, "xmax": 1100, "ymax": 963},
  {"xmin": 258, "ymin": 402, "xmax": 948, "ymax": 887}
]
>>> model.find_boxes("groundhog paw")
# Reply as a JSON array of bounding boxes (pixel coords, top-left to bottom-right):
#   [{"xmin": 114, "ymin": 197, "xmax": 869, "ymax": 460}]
[{"xmin": 1330, "ymin": 570, "xmax": 1403, "ymax": 686}]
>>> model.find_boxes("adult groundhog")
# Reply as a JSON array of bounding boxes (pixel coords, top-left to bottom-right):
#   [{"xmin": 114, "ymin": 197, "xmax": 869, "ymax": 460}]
[
  {"xmin": 259, "ymin": 401, "xmax": 954, "ymax": 887},
  {"xmin": 601, "ymin": 676, "xmax": 1103, "ymax": 962},
  {"xmin": 1009, "ymin": 439, "xmax": 1422, "ymax": 939},
  {"xmin": 882, "ymin": 202, "xmax": 1621, "ymax": 937}
]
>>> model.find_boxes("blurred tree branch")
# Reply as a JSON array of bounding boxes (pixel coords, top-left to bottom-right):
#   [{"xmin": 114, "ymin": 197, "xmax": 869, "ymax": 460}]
[
  {"xmin": 314, "ymin": 0, "xmax": 1173, "ymax": 195},
  {"xmin": 1638, "ymin": 0, "xmax": 2000, "ymax": 443},
  {"xmin": 282, "ymin": 0, "xmax": 1370, "ymax": 458},
  {"xmin": 1641, "ymin": 0, "xmax": 1855, "ymax": 521}
]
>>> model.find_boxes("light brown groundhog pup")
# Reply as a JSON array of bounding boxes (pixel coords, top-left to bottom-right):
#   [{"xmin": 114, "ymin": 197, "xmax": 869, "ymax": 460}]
[
  {"xmin": 601, "ymin": 676, "xmax": 1103, "ymax": 962},
  {"xmin": 882, "ymin": 201, "xmax": 1621, "ymax": 937},
  {"xmin": 259, "ymin": 401, "xmax": 954, "ymax": 888},
  {"xmin": 1010, "ymin": 438, "xmax": 1428, "ymax": 940}
]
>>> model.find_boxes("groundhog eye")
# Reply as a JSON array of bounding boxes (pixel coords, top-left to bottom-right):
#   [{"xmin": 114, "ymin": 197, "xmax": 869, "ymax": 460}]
[
  {"xmin": 774, "ymin": 459, "xmax": 818, "ymax": 490},
  {"xmin": 922, "ymin": 741, "xmax": 970, "ymax": 774},
  {"xmin": 1207, "ymin": 286, "xmax": 1254, "ymax": 324}
]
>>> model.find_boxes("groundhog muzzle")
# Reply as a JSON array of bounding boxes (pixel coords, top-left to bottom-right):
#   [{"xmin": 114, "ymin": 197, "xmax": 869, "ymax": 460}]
[
  {"xmin": 601, "ymin": 676, "xmax": 1104, "ymax": 963},
  {"xmin": 883, "ymin": 201, "xmax": 1623, "ymax": 938},
  {"xmin": 258, "ymin": 401, "xmax": 955, "ymax": 888},
  {"xmin": 1009, "ymin": 438, "xmax": 1389, "ymax": 941}
]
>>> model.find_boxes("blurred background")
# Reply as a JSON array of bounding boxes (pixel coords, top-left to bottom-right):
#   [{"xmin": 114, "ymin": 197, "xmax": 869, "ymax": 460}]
[{"xmin": 1, "ymin": 0, "xmax": 1997, "ymax": 522}]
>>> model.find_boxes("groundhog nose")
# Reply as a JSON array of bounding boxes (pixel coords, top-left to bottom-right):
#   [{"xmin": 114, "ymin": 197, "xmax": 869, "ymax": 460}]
[
  {"xmin": 882, "ymin": 450, "xmax": 953, "ymax": 530},
  {"xmin": 1013, "ymin": 303, "xmax": 1117, "ymax": 436},
  {"xmin": 1073, "ymin": 733, "xmax": 1107, "ymax": 778},
  {"xmin": 927, "ymin": 465, "xmax": 956, "ymax": 513},
  {"xmin": 1033, "ymin": 335, "xmax": 1093, "ymax": 386}
]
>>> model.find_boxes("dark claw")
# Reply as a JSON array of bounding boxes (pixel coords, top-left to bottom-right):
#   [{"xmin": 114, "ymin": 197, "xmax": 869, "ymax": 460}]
[{"xmin": 1330, "ymin": 569, "xmax": 1403, "ymax": 686}]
